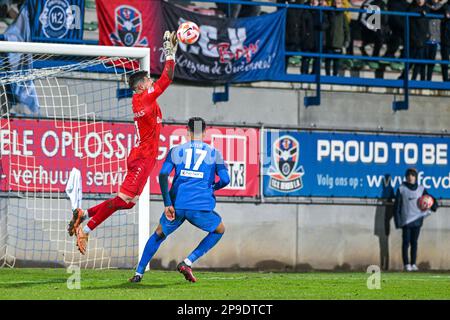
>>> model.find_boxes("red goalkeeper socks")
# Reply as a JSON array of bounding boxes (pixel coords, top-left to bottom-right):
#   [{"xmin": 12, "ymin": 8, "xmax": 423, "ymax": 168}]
[{"xmin": 87, "ymin": 196, "xmax": 135, "ymax": 231}]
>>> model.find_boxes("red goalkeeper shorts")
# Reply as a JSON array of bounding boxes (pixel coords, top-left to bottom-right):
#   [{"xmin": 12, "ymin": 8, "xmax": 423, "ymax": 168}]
[{"xmin": 120, "ymin": 149, "xmax": 157, "ymax": 198}]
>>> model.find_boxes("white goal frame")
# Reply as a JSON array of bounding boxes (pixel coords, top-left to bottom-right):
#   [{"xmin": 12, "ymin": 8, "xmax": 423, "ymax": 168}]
[{"xmin": 0, "ymin": 41, "xmax": 151, "ymax": 268}]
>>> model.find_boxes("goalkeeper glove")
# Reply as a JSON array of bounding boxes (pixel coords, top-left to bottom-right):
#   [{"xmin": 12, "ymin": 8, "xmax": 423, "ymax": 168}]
[{"xmin": 163, "ymin": 30, "xmax": 178, "ymax": 61}]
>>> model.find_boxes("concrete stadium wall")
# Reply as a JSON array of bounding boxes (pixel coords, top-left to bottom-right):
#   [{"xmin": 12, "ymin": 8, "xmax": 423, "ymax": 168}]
[
  {"xmin": 4, "ymin": 80, "xmax": 450, "ymax": 271},
  {"xmin": 150, "ymin": 201, "xmax": 450, "ymax": 271},
  {"xmin": 158, "ymin": 84, "xmax": 450, "ymax": 132},
  {"xmin": 150, "ymin": 84, "xmax": 450, "ymax": 271}
]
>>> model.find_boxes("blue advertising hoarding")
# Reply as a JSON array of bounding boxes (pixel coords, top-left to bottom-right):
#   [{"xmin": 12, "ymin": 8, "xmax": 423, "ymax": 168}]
[{"xmin": 263, "ymin": 130, "xmax": 450, "ymax": 199}]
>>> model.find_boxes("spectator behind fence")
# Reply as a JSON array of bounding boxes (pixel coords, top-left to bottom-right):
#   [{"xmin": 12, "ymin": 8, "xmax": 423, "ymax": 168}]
[
  {"xmin": 399, "ymin": 0, "xmax": 430, "ymax": 81},
  {"xmin": 0, "ymin": 0, "xmax": 20, "ymax": 20},
  {"xmin": 306, "ymin": 0, "xmax": 330, "ymax": 74},
  {"xmin": 440, "ymin": 3, "xmax": 450, "ymax": 81},
  {"xmin": 393, "ymin": 168, "xmax": 438, "ymax": 272},
  {"xmin": 384, "ymin": 0, "xmax": 410, "ymax": 58},
  {"xmin": 358, "ymin": 0, "xmax": 388, "ymax": 58},
  {"xmin": 284, "ymin": 0, "xmax": 303, "ymax": 68},
  {"xmin": 298, "ymin": 0, "xmax": 315, "ymax": 74},
  {"xmin": 341, "ymin": 0, "xmax": 354, "ymax": 58},
  {"xmin": 425, "ymin": 0, "xmax": 446, "ymax": 81},
  {"xmin": 325, "ymin": 0, "xmax": 350, "ymax": 76},
  {"xmin": 216, "ymin": 0, "xmax": 260, "ymax": 18}
]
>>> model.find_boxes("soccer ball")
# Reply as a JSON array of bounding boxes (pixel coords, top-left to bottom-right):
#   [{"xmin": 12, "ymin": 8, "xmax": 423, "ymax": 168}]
[
  {"xmin": 417, "ymin": 194, "xmax": 434, "ymax": 212},
  {"xmin": 176, "ymin": 21, "xmax": 200, "ymax": 45}
]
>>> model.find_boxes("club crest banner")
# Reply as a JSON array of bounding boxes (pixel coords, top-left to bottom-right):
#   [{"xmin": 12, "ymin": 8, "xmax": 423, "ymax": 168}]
[{"xmin": 97, "ymin": 0, "xmax": 164, "ymax": 74}]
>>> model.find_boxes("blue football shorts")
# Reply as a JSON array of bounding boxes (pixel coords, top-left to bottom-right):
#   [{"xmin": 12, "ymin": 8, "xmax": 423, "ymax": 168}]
[{"xmin": 159, "ymin": 209, "xmax": 222, "ymax": 236}]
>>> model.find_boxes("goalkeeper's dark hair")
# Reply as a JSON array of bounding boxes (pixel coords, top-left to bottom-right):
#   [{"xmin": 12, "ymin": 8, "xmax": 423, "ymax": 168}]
[
  {"xmin": 187, "ymin": 117, "xmax": 206, "ymax": 134},
  {"xmin": 128, "ymin": 70, "xmax": 149, "ymax": 91}
]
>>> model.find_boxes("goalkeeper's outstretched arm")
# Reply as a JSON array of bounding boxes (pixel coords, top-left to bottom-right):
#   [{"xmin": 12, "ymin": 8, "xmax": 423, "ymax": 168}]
[{"xmin": 146, "ymin": 31, "xmax": 178, "ymax": 101}]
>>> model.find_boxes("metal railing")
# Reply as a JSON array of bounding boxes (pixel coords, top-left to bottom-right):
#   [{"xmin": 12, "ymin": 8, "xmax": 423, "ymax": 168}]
[{"xmin": 194, "ymin": 0, "xmax": 450, "ymax": 110}]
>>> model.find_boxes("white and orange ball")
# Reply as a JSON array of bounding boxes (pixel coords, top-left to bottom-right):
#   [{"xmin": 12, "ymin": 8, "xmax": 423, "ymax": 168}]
[
  {"xmin": 176, "ymin": 21, "xmax": 200, "ymax": 45},
  {"xmin": 417, "ymin": 194, "xmax": 434, "ymax": 212}
]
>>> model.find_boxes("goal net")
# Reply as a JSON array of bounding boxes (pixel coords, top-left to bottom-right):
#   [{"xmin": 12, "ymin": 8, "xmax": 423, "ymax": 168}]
[{"xmin": 0, "ymin": 42, "xmax": 150, "ymax": 269}]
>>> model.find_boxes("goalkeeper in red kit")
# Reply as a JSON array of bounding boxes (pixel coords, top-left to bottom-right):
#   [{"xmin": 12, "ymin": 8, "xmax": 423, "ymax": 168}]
[{"xmin": 67, "ymin": 31, "xmax": 178, "ymax": 255}]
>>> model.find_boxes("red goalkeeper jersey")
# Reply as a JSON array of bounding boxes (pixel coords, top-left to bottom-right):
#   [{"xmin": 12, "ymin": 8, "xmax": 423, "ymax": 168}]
[{"xmin": 131, "ymin": 60, "xmax": 174, "ymax": 159}]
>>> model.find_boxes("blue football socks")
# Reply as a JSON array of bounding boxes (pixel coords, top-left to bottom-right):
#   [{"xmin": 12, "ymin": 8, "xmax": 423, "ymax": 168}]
[
  {"xmin": 187, "ymin": 232, "xmax": 223, "ymax": 264},
  {"xmin": 136, "ymin": 232, "xmax": 166, "ymax": 275}
]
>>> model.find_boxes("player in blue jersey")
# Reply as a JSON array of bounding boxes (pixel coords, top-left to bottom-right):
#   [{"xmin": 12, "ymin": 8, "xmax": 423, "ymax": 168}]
[{"xmin": 129, "ymin": 117, "xmax": 230, "ymax": 283}]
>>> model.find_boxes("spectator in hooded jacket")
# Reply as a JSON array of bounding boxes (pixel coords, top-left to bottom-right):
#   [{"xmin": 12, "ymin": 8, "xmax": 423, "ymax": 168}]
[
  {"xmin": 393, "ymin": 168, "xmax": 438, "ymax": 272},
  {"xmin": 324, "ymin": 0, "xmax": 350, "ymax": 76}
]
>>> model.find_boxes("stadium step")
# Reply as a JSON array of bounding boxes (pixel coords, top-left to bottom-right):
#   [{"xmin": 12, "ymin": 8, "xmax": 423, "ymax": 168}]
[
  {"xmin": 0, "ymin": 17, "xmax": 13, "ymax": 26},
  {"xmin": 288, "ymin": 56, "xmax": 301, "ymax": 67},
  {"xmin": 84, "ymin": 21, "xmax": 98, "ymax": 32},
  {"xmin": 86, "ymin": 0, "xmax": 96, "ymax": 9},
  {"xmin": 434, "ymin": 64, "xmax": 442, "ymax": 73}
]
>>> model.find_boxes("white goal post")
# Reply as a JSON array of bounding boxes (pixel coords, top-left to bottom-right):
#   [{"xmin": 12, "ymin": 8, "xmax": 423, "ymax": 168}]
[{"xmin": 0, "ymin": 41, "xmax": 150, "ymax": 269}]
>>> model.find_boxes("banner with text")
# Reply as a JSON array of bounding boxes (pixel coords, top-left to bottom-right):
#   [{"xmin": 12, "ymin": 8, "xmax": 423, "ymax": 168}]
[
  {"xmin": 97, "ymin": 0, "xmax": 286, "ymax": 81},
  {"xmin": 263, "ymin": 130, "xmax": 450, "ymax": 199},
  {"xmin": 0, "ymin": 119, "xmax": 259, "ymax": 198},
  {"xmin": 162, "ymin": 2, "xmax": 286, "ymax": 83}
]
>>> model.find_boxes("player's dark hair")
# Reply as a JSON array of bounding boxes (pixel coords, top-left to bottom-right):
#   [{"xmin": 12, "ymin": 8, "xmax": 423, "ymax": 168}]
[
  {"xmin": 128, "ymin": 70, "xmax": 149, "ymax": 91},
  {"xmin": 405, "ymin": 167, "xmax": 418, "ymax": 178},
  {"xmin": 187, "ymin": 117, "xmax": 206, "ymax": 134}
]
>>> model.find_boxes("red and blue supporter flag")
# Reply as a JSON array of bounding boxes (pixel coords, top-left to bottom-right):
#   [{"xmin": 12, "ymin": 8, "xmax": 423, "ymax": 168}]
[
  {"xmin": 97, "ymin": 0, "xmax": 286, "ymax": 83},
  {"xmin": 97, "ymin": 0, "xmax": 164, "ymax": 75}
]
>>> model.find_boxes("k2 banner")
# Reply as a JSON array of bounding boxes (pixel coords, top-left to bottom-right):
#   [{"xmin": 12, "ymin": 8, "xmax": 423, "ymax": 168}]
[
  {"xmin": 27, "ymin": 0, "xmax": 85, "ymax": 42},
  {"xmin": 263, "ymin": 130, "xmax": 450, "ymax": 199},
  {"xmin": 162, "ymin": 1, "xmax": 286, "ymax": 83},
  {"xmin": 0, "ymin": 119, "xmax": 260, "ymax": 198}
]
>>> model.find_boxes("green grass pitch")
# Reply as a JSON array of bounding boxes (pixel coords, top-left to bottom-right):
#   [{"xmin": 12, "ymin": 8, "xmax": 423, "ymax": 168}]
[{"xmin": 1, "ymin": 268, "xmax": 450, "ymax": 300}]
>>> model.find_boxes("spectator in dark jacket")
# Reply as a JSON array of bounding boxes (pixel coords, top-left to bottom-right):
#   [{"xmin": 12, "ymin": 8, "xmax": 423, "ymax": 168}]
[
  {"xmin": 324, "ymin": 0, "xmax": 350, "ymax": 76},
  {"xmin": 399, "ymin": 0, "xmax": 430, "ymax": 80},
  {"xmin": 384, "ymin": 0, "xmax": 410, "ymax": 58},
  {"xmin": 410, "ymin": 0, "xmax": 430, "ymax": 80},
  {"xmin": 284, "ymin": 0, "xmax": 303, "ymax": 68},
  {"xmin": 359, "ymin": 0, "xmax": 388, "ymax": 58},
  {"xmin": 238, "ymin": 0, "xmax": 261, "ymax": 17},
  {"xmin": 308, "ymin": 0, "xmax": 330, "ymax": 74},
  {"xmin": 216, "ymin": 0, "xmax": 260, "ymax": 18},
  {"xmin": 425, "ymin": 0, "xmax": 446, "ymax": 81},
  {"xmin": 300, "ymin": 1, "xmax": 315, "ymax": 74},
  {"xmin": 393, "ymin": 168, "xmax": 438, "ymax": 272},
  {"xmin": 441, "ymin": 4, "xmax": 450, "ymax": 81}
]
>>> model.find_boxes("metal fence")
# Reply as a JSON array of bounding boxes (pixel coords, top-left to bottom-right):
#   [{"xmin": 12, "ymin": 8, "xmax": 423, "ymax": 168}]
[{"xmin": 195, "ymin": 0, "xmax": 450, "ymax": 110}]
